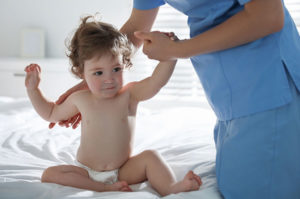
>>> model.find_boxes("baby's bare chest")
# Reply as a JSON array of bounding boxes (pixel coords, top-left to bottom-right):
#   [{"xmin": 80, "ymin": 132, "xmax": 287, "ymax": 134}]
[
  {"xmin": 79, "ymin": 94, "xmax": 136, "ymax": 130},
  {"xmin": 84, "ymin": 101, "xmax": 128, "ymax": 125}
]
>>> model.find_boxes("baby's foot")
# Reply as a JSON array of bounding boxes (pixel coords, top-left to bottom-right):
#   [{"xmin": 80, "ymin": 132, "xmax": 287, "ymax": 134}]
[
  {"xmin": 171, "ymin": 171, "xmax": 202, "ymax": 194},
  {"xmin": 104, "ymin": 181, "xmax": 132, "ymax": 192},
  {"xmin": 182, "ymin": 171, "xmax": 202, "ymax": 191}
]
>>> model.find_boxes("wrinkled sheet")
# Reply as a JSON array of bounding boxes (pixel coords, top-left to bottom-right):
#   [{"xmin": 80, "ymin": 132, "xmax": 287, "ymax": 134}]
[{"xmin": 0, "ymin": 97, "xmax": 222, "ymax": 199}]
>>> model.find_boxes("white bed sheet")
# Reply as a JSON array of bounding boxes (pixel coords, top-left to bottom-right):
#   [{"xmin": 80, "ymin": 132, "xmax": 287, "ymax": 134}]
[{"xmin": 0, "ymin": 96, "xmax": 222, "ymax": 199}]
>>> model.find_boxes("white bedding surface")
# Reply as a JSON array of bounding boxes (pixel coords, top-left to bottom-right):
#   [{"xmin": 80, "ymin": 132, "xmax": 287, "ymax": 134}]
[{"xmin": 0, "ymin": 97, "xmax": 222, "ymax": 199}]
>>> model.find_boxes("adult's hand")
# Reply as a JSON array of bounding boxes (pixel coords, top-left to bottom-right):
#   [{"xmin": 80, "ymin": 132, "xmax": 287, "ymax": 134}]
[
  {"xmin": 134, "ymin": 31, "xmax": 179, "ymax": 61},
  {"xmin": 49, "ymin": 113, "xmax": 82, "ymax": 129},
  {"xmin": 49, "ymin": 80, "xmax": 88, "ymax": 129},
  {"xmin": 56, "ymin": 80, "xmax": 87, "ymax": 105}
]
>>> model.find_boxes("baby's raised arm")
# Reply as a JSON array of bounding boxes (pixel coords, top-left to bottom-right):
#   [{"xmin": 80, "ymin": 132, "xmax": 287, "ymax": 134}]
[
  {"xmin": 25, "ymin": 64, "xmax": 79, "ymax": 122},
  {"xmin": 128, "ymin": 59, "xmax": 176, "ymax": 102},
  {"xmin": 127, "ymin": 32, "xmax": 178, "ymax": 101}
]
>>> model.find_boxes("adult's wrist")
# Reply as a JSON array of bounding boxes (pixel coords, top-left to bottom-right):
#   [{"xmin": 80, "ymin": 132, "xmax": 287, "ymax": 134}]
[{"xmin": 171, "ymin": 39, "xmax": 193, "ymax": 59}]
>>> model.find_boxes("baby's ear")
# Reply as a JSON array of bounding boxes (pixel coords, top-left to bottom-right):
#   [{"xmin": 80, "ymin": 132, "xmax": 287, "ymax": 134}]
[{"xmin": 78, "ymin": 73, "xmax": 84, "ymax": 79}]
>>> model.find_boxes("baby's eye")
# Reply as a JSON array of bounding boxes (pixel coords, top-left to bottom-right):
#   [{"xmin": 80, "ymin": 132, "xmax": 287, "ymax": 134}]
[
  {"xmin": 113, "ymin": 67, "xmax": 122, "ymax": 73},
  {"xmin": 94, "ymin": 71, "xmax": 103, "ymax": 76}
]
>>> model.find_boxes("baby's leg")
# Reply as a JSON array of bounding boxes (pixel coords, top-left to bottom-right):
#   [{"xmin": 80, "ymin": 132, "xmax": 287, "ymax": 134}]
[
  {"xmin": 119, "ymin": 150, "xmax": 202, "ymax": 196},
  {"xmin": 41, "ymin": 165, "xmax": 131, "ymax": 192}
]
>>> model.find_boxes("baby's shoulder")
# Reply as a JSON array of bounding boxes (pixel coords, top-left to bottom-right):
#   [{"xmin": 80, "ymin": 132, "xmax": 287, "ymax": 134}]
[
  {"xmin": 122, "ymin": 82, "xmax": 138, "ymax": 92},
  {"xmin": 120, "ymin": 82, "xmax": 137, "ymax": 97},
  {"xmin": 69, "ymin": 90, "xmax": 91, "ymax": 100}
]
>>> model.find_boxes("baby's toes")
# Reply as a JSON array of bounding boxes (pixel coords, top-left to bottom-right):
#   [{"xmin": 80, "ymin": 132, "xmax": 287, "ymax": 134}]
[{"xmin": 192, "ymin": 173, "xmax": 202, "ymax": 186}]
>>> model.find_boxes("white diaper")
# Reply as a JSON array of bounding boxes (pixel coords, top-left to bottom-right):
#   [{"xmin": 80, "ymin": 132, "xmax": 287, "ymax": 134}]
[{"xmin": 75, "ymin": 161, "xmax": 119, "ymax": 184}]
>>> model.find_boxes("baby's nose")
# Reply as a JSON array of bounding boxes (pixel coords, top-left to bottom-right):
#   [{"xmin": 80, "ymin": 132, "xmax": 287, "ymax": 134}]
[
  {"xmin": 104, "ymin": 79, "xmax": 113, "ymax": 84},
  {"xmin": 103, "ymin": 75, "xmax": 114, "ymax": 83}
]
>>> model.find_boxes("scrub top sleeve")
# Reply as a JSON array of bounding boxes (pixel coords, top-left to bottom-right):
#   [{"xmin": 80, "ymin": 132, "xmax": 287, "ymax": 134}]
[
  {"xmin": 237, "ymin": 0, "xmax": 252, "ymax": 5},
  {"xmin": 133, "ymin": 0, "xmax": 165, "ymax": 10}
]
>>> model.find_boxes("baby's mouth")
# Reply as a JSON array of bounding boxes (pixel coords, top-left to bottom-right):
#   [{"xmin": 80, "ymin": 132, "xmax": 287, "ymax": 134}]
[{"xmin": 103, "ymin": 86, "xmax": 115, "ymax": 90}]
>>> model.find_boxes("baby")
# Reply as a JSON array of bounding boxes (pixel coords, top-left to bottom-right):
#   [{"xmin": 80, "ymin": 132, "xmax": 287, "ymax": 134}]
[{"xmin": 24, "ymin": 15, "xmax": 201, "ymax": 196}]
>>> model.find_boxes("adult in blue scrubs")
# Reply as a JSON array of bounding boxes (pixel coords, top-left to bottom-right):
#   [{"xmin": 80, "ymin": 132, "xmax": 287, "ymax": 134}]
[
  {"xmin": 52, "ymin": 0, "xmax": 300, "ymax": 198},
  {"xmin": 122, "ymin": 0, "xmax": 300, "ymax": 198}
]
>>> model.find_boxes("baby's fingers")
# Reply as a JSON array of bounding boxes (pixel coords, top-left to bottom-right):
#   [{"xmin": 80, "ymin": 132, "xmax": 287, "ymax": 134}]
[
  {"xmin": 24, "ymin": 64, "xmax": 41, "ymax": 89},
  {"xmin": 35, "ymin": 64, "xmax": 41, "ymax": 73},
  {"xmin": 25, "ymin": 64, "xmax": 41, "ymax": 73},
  {"xmin": 25, "ymin": 64, "xmax": 34, "ymax": 72}
]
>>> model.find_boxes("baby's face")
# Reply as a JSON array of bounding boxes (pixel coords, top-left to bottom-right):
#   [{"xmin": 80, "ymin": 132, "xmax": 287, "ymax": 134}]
[{"xmin": 83, "ymin": 53, "xmax": 124, "ymax": 99}]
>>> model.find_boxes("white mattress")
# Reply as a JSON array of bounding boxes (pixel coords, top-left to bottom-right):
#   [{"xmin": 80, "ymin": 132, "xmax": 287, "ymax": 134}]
[{"xmin": 0, "ymin": 96, "xmax": 222, "ymax": 199}]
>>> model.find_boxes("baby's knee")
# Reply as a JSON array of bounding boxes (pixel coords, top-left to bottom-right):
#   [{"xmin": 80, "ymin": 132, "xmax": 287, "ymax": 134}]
[
  {"xmin": 41, "ymin": 166, "xmax": 58, "ymax": 183},
  {"xmin": 141, "ymin": 149, "xmax": 161, "ymax": 161}
]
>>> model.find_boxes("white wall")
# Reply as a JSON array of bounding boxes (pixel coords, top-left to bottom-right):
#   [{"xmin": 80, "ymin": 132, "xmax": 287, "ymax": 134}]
[{"xmin": 0, "ymin": 0, "xmax": 132, "ymax": 58}]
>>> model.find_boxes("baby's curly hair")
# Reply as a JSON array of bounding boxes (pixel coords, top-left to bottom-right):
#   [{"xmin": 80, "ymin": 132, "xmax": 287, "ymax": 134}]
[{"xmin": 66, "ymin": 15, "xmax": 133, "ymax": 78}]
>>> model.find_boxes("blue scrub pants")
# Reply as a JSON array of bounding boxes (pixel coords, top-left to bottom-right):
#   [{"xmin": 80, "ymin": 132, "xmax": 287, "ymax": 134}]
[{"xmin": 214, "ymin": 70, "xmax": 300, "ymax": 199}]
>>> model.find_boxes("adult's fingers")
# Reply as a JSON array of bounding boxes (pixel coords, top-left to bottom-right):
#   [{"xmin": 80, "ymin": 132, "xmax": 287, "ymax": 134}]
[
  {"xmin": 58, "ymin": 120, "xmax": 69, "ymax": 128},
  {"xmin": 49, "ymin": 122, "xmax": 56, "ymax": 129},
  {"xmin": 72, "ymin": 114, "xmax": 82, "ymax": 129},
  {"xmin": 55, "ymin": 92, "xmax": 69, "ymax": 104}
]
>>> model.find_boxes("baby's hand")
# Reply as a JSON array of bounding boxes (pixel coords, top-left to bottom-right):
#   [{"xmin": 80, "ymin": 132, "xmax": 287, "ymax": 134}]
[
  {"xmin": 165, "ymin": 32, "xmax": 179, "ymax": 41},
  {"xmin": 152, "ymin": 31, "xmax": 179, "ymax": 41},
  {"xmin": 24, "ymin": 64, "xmax": 41, "ymax": 89}
]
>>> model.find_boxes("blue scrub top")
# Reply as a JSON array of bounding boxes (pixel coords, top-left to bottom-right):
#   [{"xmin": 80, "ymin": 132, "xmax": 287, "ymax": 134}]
[{"xmin": 134, "ymin": 0, "xmax": 300, "ymax": 121}]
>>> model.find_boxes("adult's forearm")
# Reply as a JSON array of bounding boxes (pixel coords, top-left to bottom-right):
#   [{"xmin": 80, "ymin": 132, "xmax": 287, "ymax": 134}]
[
  {"xmin": 120, "ymin": 8, "xmax": 159, "ymax": 50},
  {"xmin": 174, "ymin": 0, "xmax": 284, "ymax": 58},
  {"xmin": 120, "ymin": 21, "xmax": 143, "ymax": 51}
]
